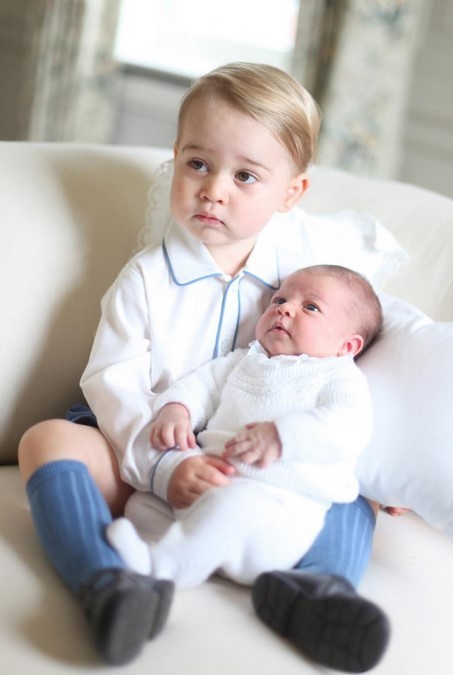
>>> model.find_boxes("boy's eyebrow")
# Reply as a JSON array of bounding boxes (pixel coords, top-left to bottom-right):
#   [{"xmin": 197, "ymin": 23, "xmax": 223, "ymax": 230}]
[
  {"xmin": 181, "ymin": 143, "xmax": 206, "ymax": 153},
  {"xmin": 180, "ymin": 144, "xmax": 272, "ymax": 173}
]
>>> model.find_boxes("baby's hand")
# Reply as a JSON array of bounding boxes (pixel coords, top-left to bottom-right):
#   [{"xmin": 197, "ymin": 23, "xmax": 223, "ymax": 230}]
[
  {"xmin": 222, "ymin": 421, "xmax": 282, "ymax": 468},
  {"xmin": 150, "ymin": 403, "xmax": 196, "ymax": 451}
]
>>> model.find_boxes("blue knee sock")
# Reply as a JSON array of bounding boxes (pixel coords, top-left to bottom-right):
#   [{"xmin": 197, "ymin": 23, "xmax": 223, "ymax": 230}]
[
  {"xmin": 295, "ymin": 496, "xmax": 376, "ymax": 588},
  {"xmin": 26, "ymin": 460, "xmax": 125, "ymax": 593}
]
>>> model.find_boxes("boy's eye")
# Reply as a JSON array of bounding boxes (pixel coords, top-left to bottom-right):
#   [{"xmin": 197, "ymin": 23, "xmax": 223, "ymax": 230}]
[
  {"xmin": 305, "ymin": 303, "xmax": 320, "ymax": 312},
  {"xmin": 189, "ymin": 159, "xmax": 208, "ymax": 172},
  {"xmin": 272, "ymin": 296, "xmax": 286, "ymax": 305},
  {"xmin": 236, "ymin": 171, "xmax": 256, "ymax": 184}
]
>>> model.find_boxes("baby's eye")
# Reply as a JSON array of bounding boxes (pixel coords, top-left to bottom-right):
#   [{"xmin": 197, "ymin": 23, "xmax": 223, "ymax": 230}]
[
  {"xmin": 189, "ymin": 159, "xmax": 208, "ymax": 172},
  {"xmin": 272, "ymin": 296, "xmax": 286, "ymax": 305},
  {"xmin": 236, "ymin": 171, "xmax": 257, "ymax": 184},
  {"xmin": 305, "ymin": 303, "xmax": 320, "ymax": 312}
]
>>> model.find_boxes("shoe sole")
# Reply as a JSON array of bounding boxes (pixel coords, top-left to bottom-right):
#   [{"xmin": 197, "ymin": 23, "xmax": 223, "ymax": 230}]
[
  {"xmin": 97, "ymin": 579, "xmax": 174, "ymax": 665},
  {"xmin": 148, "ymin": 579, "xmax": 175, "ymax": 640},
  {"xmin": 252, "ymin": 572, "xmax": 390, "ymax": 673}
]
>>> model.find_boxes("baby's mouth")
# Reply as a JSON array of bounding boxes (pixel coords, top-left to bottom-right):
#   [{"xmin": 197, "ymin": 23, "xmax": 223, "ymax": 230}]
[{"xmin": 271, "ymin": 323, "xmax": 289, "ymax": 335}]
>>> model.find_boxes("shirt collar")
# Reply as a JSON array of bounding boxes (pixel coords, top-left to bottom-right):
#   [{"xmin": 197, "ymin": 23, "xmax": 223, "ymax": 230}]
[
  {"xmin": 163, "ymin": 219, "xmax": 281, "ymax": 289},
  {"xmin": 163, "ymin": 220, "xmax": 222, "ymax": 285}
]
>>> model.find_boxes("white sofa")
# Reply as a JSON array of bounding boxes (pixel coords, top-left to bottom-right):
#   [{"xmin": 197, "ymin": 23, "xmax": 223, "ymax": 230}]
[{"xmin": 2, "ymin": 141, "xmax": 453, "ymax": 674}]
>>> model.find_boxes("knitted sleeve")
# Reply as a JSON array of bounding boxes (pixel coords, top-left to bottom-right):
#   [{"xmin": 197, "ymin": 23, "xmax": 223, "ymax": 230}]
[
  {"xmin": 275, "ymin": 372, "xmax": 373, "ymax": 467},
  {"xmin": 153, "ymin": 349, "xmax": 246, "ymax": 431}
]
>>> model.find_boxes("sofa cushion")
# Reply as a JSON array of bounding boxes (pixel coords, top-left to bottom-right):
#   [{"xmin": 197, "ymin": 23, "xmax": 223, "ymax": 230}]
[
  {"xmin": 1, "ymin": 143, "xmax": 171, "ymax": 463},
  {"xmin": 357, "ymin": 294, "xmax": 453, "ymax": 535}
]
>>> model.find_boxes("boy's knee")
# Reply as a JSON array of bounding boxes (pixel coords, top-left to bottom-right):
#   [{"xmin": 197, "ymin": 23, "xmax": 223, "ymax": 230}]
[{"xmin": 18, "ymin": 419, "xmax": 82, "ymax": 480}]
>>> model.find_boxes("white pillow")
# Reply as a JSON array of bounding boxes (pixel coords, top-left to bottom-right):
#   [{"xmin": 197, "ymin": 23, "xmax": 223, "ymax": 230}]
[
  {"xmin": 357, "ymin": 294, "xmax": 453, "ymax": 536},
  {"xmin": 136, "ymin": 159, "xmax": 408, "ymax": 288}
]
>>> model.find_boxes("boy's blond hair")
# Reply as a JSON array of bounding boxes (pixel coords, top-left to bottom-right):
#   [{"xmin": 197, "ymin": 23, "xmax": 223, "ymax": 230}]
[{"xmin": 177, "ymin": 62, "xmax": 321, "ymax": 173}]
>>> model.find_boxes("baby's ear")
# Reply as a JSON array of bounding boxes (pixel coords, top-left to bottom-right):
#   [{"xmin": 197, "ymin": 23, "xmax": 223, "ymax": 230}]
[
  {"xmin": 338, "ymin": 334, "xmax": 365, "ymax": 357},
  {"xmin": 278, "ymin": 173, "xmax": 310, "ymax": 212}
]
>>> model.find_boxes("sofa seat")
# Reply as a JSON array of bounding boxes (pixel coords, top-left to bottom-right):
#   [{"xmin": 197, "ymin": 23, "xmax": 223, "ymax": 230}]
[{"xmin": 2, "ymin": 142, "xmax": 453, "ymax": 674}]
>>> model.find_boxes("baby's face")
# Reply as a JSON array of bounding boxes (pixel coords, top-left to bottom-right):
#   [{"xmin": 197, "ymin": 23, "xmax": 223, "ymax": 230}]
[{"xmin": 255, "ymin": 271, "xmax": 362, "ymax": 358}]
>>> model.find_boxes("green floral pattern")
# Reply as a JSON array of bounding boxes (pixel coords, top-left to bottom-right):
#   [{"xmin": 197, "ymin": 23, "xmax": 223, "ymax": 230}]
[
  {"xmin": 292, "ymin": 0, "xmax": 424, "ymax": 178},
  {"xmin": 29, "ymin": 0, "xmax": 121, "ymax": 142}
]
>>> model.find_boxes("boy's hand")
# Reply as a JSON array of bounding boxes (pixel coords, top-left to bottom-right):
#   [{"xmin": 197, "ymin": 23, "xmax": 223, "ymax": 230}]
[
  {"xmin": 222, "ymin": 421, "xmax": 282, "ymax": 468},
  {"xmin": 167, "ymin": 455, "xmax": 235, "ymax": 509},
  {"xmin": 150, "ymin": 403, "xmax": 196, "ymax": 451}
]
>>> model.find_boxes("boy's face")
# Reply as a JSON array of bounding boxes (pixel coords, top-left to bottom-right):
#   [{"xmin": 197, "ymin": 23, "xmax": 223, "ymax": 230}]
[
  {"xmin": 255, "ymin": 271, "xmax": 364, "ymax": 358},
  {"xmin": 170, "ymin": 96, "xmax": 307, "ymax": 268}
]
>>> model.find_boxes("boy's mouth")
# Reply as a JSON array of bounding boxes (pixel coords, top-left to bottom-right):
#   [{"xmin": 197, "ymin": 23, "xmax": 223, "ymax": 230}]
[{"xmin": 195, "ymin": 213, "xmax": 224, "ymax": 226}]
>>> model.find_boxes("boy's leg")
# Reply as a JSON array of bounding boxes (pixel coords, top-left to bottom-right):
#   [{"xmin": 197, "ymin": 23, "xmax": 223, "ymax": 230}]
[
  {"xmin": 252, "ymin": 497, "xmax": 390, "ymax": 673},
  {"xmin": 19, "ymin": 419, "xmax": 173, "ymax": 665},
  {"xmin": 296, "ymin": 495, "xmax": 376, "ymax": 587}
]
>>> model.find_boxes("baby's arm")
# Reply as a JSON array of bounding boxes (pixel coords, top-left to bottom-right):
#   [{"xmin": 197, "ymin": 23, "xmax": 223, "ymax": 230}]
[
  {"xmin": 150, "ymin": 403, "xmax": 196, "ymax": 451},
  {"xmin": 151, "ymin": 353, "xmax": 244, "ymax": 506},
  {"xmin": 223, "ymin": 421, "xmax": 282, "ymax": 468}
]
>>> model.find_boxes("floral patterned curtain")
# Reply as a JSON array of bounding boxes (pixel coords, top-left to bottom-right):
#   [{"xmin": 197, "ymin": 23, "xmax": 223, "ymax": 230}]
[
  {"xmin": 25, "ymin": 0, "xmax": 121, "ymax": 142},
  {"xmin": 292, "ymin": 0, "xmax": 425, "ymax": 178}
]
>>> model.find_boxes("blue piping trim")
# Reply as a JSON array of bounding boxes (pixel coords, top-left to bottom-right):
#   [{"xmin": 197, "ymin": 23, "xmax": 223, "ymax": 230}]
[
  {"xmin": 150, "ymin": 448, "xmax": 174, "ymax": 495},
  {"xmin": 243, "ymin": 269, "xmax": 280, "ymax": 290},
  {"xmin": 213, "ymin": 277, "xmax": 236, "ymax": 358},
  {"xmin": 231, "ymin": 275, "xmax": 242, "ymax": 351}
]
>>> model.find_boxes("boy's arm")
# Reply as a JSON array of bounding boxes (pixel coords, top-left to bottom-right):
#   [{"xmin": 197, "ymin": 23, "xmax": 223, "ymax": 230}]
[
  {"xmin": 166, "ymin": 455, "xmax": 235, "ymax": 509},
  {"xmin": 80, "ymin": 266, "xmax": 176, "ymax": 492},
  {"xmin": 81, "ymin": 267, "xmax": 241, "ymax": 496}
]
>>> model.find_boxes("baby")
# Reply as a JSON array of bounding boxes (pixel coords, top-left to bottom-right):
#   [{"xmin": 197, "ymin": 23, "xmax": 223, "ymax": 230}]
[{"xmin": 107, "ymin": 264, "xmax": 382, "ymax": 590}]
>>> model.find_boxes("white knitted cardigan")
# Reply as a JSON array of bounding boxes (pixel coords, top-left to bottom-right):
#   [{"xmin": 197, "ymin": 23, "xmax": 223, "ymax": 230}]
[{"xmin": 154, "ymin": 341, "xmax": 373, "ymax": 504}]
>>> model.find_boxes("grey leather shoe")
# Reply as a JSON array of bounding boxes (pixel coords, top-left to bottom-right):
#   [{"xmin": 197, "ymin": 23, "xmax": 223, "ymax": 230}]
[
  {"xmin": 252, "ymin": 570, "xmax": 390, "ymax": 673},
  {"xmin": 80, "ymin": 568, "xmax": 174, "ymax": 665}
]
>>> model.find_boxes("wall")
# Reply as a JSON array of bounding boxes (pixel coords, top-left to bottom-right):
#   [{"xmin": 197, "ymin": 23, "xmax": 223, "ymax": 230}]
[
  {"xmin": 111, "ymin": 1, "xmax": 453, "ymax": 199},
  {"xmin": 111, "ymin": 68, "xmax": 186, "ymax": 148},
  {"xmin": 399, "ymin": 0, "xmax": 453, "ymax": 197}
]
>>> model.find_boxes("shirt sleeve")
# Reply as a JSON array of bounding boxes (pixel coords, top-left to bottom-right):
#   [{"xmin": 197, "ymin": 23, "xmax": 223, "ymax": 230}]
[
  {"xmin": 80, "ymin": 263, "xmax": 244, "ymax": 497},
  {"xmin": 81, "ymin": 263, "xmax": 169, "ymax": 492}
]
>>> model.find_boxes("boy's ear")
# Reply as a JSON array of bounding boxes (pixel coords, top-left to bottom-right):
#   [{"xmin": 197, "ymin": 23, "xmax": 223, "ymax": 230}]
[
  {"xmin": 338, "ymin": 334, "xmax": 365, "ymax": 357},
  {"xmin": 278, "ymin": 173, "xmax": 310, "ymax": 212}
]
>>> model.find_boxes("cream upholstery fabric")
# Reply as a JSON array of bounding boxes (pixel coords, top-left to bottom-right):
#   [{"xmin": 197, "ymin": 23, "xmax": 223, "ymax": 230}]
[{"xmin": 1, "ymin": 142, "xmax": 453, "ymax": 674}]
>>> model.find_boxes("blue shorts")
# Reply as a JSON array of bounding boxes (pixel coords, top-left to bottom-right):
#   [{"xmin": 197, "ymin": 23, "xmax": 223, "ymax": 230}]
[{"xmin": 64, "ymin": 403, "xmax": 99, "ymax": 428}]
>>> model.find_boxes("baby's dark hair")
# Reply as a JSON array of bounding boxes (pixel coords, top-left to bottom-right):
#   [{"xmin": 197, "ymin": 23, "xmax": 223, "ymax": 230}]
[{"xmin": 300, "ymin": 264, "xmax": 383, "ymax": 353}]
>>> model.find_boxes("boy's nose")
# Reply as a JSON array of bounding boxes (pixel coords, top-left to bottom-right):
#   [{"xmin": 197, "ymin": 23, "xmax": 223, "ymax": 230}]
[{"xmin": 200, "ymin": 175, "xmax": 229, "ymax": 204}]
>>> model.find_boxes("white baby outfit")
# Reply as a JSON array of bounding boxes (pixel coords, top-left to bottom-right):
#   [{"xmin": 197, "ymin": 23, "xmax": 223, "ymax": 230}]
[{"xmin": 110, "ymin": 340, "xmax": 373, "ymax": 588}]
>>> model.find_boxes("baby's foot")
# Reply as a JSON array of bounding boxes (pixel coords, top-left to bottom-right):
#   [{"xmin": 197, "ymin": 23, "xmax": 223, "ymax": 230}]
[{"xmin": 107, "ymin": 518, "xmax": 152, "ymax": 575}]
